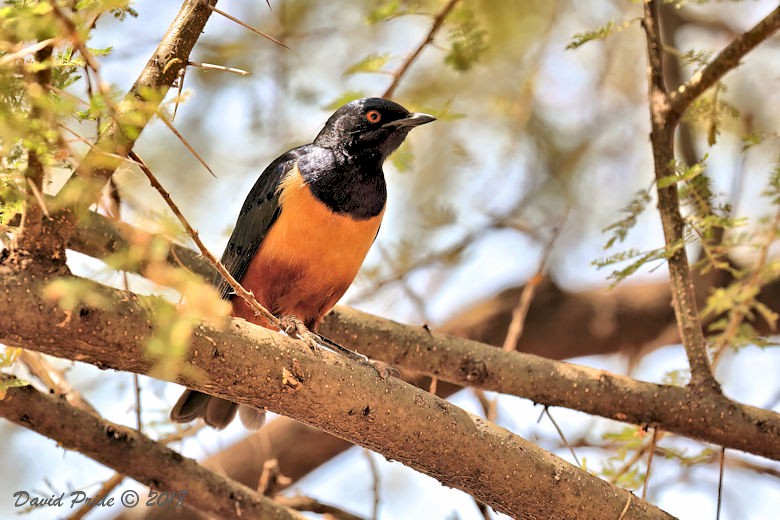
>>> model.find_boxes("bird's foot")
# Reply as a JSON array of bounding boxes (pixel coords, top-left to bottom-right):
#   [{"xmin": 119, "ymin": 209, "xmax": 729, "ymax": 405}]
[
  {"xmin": 279, "ymin": 320, "xmax": 398, "ymax": 379},
  {"xmin": 279, "ymin": 315, "xmax": 320, "ymax": 350},
  {"xmin": 315, "ymin": 334, "xmax": 398, "ymax": 379},
  {"xmin": 367, "ymin": 359, "xmax": 399, "ymax": 380}
]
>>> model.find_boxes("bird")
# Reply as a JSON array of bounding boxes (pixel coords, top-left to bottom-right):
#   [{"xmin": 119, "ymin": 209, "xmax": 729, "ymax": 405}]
[{"xmin": 170, "ymin": 97, "xmax": 435, "ymax": 429}]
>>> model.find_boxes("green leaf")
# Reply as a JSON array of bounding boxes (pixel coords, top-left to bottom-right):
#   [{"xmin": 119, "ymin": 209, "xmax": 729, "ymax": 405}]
[
  {"xmin": 444, "ymin": 7, "xmax": 488, "ymax": 72},
  {"xmin": 658, "ymin": 160, "xmax": 705, "ymax": 188},
  {"xmin": 343, "ymin": 53, "xmax": 392, "ymax": 76},
  {"xmin": 602, "ymin": 188, "xmax": 652, "ymax": 249}
]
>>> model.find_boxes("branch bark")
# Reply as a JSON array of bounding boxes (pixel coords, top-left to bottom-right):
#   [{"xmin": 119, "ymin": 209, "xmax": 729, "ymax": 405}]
[
  {"xmin": 669, "ymin": 6, "xmax": 780, "ymax": 116},
  {"xmin": 53, "ymin": 209, "xmax": 780, "ymax": 461},
  {"xmin": 642, "ymin": 0, "xmax": 719, "ymax": 392},
  {"xmin": 0, "ymin": 267, "xmax": 672, "ymax": 520},
  {"xmin": 320, "ymin": 306, "xmax": 780, "ymax": 461},
  {"xmin": 0, "ymin": 375, "xmax": 305, "ymax": 520}
]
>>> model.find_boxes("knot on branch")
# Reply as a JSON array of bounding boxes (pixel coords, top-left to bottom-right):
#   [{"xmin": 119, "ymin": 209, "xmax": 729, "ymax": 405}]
[{"xmin": 459, "ymin": 356, "xmax": 488, "ymax": 385}]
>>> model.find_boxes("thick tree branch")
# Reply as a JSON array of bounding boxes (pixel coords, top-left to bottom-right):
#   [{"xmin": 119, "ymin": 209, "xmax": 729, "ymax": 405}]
[
  {"xmin": 669, "ymin": 6, "xmax": 780, "ymax": 116},
  {"xmin": 0, "ymin": 268, "xmax": 672, "ymax": 520},
  {"xmin": 0, "ymin": 375, "xmax": 305, "ymax": 520},
  {"xmin": 642, "ymin": 0, "xmax": 720, "ymax": 392},
  {"xmin": 320, "ymin": 307, "xmax": 780, "ymax": 461},
  {"xmin": 54, "ymin": 210, "xmax": 780, "ymax": 461},
  {"xmin": 52, "ymin": 0, "xmax": 218, "ymax": 239}
]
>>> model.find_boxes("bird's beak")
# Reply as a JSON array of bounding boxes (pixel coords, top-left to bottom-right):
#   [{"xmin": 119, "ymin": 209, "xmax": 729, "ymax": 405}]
[{"xmin": 383, "ymin": 112, "xmax": 436, "ymax": 129}]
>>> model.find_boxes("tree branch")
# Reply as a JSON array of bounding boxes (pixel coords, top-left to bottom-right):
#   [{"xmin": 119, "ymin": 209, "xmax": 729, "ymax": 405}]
[
  {"xmin": 54, "ymin": 209, "xmax": 780, "ymax": 461},
  {"xmin": 382, "ymin": 0, "xmax": 460, "ymax": 98},
  {"xmin": 669, "ymin": 6, "xmax": 780, "ymax": 116},
  {"xmin": 0, "ymin": 268, "xmax": 672, "ymax": 520},
  {"xmin": 642, "ymin": 0, "xmax": 720, "ymax": 392},
  {"xmin": 52, "ymin": 0, "xmax": 218, "ymax": 239},
  {"xmin": 320, "ymin": 306, "xmax": 780, "ymax": 461},
  {"xmin": 0, "ymin": 375, "xmax": 305, "ymax": 520}
]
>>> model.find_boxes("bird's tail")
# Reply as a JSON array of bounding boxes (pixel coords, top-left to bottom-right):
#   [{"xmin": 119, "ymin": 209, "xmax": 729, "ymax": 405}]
[{"xmin": 170, "ymin": 389, "xmax": 265, "ymax": 430}]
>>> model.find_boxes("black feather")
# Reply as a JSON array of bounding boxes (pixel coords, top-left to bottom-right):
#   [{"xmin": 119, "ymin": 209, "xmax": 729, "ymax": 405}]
[{"xmin": 214, "ymin": 145, "xmax": 311, "ymax": 300}]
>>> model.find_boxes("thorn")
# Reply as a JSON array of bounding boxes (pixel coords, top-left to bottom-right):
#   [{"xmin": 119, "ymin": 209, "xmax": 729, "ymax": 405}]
[{"xmin": 204, "ymin": 3, "xmax": 289, "ymax": 49}]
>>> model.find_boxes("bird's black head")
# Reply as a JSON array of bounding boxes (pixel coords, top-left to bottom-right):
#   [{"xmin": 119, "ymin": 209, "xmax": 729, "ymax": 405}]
[{"xmin": 314, "ymin": 98, "xmax": 435, "ymax": 161}]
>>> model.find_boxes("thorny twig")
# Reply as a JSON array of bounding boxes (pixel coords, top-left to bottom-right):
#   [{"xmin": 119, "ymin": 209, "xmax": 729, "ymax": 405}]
[
  {"xmin": 203, "ymin": 2, "xmax": 288, "ymax": 49},
  {"xmin": 382, "ymin": 0, "xmax": 461, "ymax": 98},
  {"xmin": 127, "ymin": 151, "xmax": 280, "ymax": 328},
  {"xmin": 155, "ymin": 109, "xmax": 217, "ymax": 177},
  {"xmin": 188, "ymin": 60, "xmax": 252, "ymax": 76}
]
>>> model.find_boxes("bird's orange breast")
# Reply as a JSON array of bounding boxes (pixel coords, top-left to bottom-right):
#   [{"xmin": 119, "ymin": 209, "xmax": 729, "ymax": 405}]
[{"xmin": 231, "ymin": 164, "xmax": 384, "ymax": 329}]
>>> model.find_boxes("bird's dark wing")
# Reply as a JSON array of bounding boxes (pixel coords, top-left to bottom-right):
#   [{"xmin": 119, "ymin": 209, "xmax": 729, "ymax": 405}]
[{"xmin": 215, "ymin": 145, "xmax": 312, "ymax": 300}]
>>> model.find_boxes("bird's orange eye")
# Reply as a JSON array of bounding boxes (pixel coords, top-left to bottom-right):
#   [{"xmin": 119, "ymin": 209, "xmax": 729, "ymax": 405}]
[{"xmin": 366, "ymin": 110, "xmax": 382, "ymax": 123}]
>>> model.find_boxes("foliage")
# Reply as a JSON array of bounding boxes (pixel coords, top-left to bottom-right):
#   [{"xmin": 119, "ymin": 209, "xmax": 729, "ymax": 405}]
[
  {"xmin": 444, "ymin": 5, "xmax": 488, "ymax": 72},
  {"xmin": 566, "ymin": 18, "xmax": 637, "ymax": 50}
]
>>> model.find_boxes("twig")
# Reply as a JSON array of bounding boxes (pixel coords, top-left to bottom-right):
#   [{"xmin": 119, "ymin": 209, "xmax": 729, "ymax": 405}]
[
  {"xmin": 189, "ymin": 60, "xmax": 252, "ymax": 76},
  {"xmin": 351, "ymin": 211, "xmax": 525, "ymax": 303},
  {"xmin": 618, "ymin": 495, "xmax": 632, "ymax": 520},
  {"xmin": 502, "ymin": 214, "xmax": 567, "ymax": 352},
  {"xmin": 428, "ymin": 376, "xmax": 438, "ymax": 395},
  {"xmin": 127, "ymin": 151, "xmax": 280, "ymax": 328},
  {"xmin": 203, "ymin": 3, "xmax": 289, "ymax": 49},
  {"xmin": 65, "ymin": 473, "xmax": 124, "ymax": 520},
  {"xmin": 155, "ymin": 109, "xmax": 216, "ymax": 178},
  {"xmin": 474, "ymin": 388, "xmax": 497, "ymax": 422},
  {"xmin": 609, "ymin": 442, "xmax": 650, "ymax": 486},
  {"xmin": 642, "ymin": 0, "xmax": 721, "ymax": 393},
  {"xmin": 364, "ymin": 450, "xmax": 381, "ymax": 520},
  {"xmin": 670, "ymin": 6, "xmax": 780, "ymax": 116},
  {"xmin": 0, "ymin": 38, "xmax": 56, "ymax": 66},
  {"xmin": 275, "ymin": 495, "xmax": 367, "ymax": 520},
  {"xmin": 133, "ymin": 373, "xmax": 142, "ymax": 433},
  {"xmin": 258, "ymin": 458, "xmax": 292, "ymax": 496},
  {"xmin": 642, "ymin": 428, "xmax": 659, "ymax": 500},
  {"xmin": 172, "ymin": 67, "xmax": 186, "ymax": 122},
  {"xmin": 716, "ymin": 447, "xmax": 726, "ymax": 520},
  {"xmin": 544, "ymin": 407, "xmax": 581, "ymax": 468},
  {"xmin": 712, "ymin": 205, "xmax": 780, "ymax": 364},
  {"xmin": 382, "ymin": 0, "xmax": 461, "ymax": 98},
  {"xmin": 19, "ymin": 350, "xmax": 97, "ymax": 414},
  {"xmin": 25, "ymin": 178, "xmax": 50, "ymax": 218}
]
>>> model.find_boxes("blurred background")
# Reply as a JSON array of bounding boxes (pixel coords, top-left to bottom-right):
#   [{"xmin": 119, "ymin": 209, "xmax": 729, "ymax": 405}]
[{"xmin": 1, "ymin": 0, "xmax": 779, "ymax": 519}]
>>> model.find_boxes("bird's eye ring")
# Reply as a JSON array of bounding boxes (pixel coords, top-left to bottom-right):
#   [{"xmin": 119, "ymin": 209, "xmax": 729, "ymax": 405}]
[{"xmin": 366, "ymin": 110, "xmax": 382, "ymax": 123}]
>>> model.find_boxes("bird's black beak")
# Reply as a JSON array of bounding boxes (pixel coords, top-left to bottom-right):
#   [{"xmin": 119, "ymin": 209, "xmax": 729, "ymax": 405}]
[{"xmin": 383, "ymin": 112, "xmax": 436, "ymax": 129}]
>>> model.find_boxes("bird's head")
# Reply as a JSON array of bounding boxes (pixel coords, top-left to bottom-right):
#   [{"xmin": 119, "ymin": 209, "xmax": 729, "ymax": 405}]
[{"xmin": 314, "ymin": 98, "xmax": 435, "ymax": 161}]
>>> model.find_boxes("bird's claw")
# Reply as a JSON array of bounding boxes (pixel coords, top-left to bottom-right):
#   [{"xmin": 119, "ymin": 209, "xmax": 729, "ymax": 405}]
[
  {"xmin": 279, "ymin": 315, "xmax": 320, "ymax": 350},
  {"xmin": 368, "ymin": 359, "xmax": 398, "ymax": 380}
]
